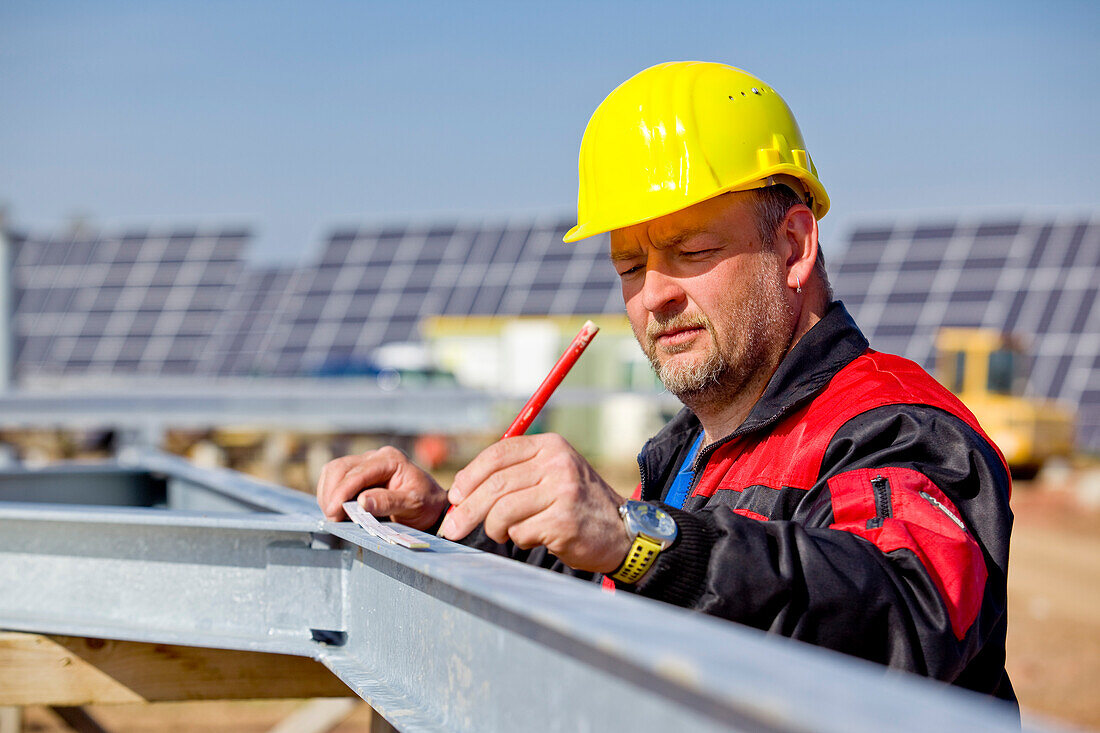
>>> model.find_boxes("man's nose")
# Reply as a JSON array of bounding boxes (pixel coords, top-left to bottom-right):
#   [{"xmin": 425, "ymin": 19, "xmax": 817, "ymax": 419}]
[{"xmin": 640, "ymin": 267, "xmax": 686, "ymax": 313}]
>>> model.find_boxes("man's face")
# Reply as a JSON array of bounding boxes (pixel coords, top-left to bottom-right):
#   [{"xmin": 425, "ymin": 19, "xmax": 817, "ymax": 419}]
[{"xmin": 609, "ymin": 193, "xmax": 795, "ymax": 405}]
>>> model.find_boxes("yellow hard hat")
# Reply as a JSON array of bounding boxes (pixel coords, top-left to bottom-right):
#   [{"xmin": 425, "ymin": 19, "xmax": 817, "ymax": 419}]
[{"xmin": 564, "ymin": 61, "xmax": 829, "ymax": 243}]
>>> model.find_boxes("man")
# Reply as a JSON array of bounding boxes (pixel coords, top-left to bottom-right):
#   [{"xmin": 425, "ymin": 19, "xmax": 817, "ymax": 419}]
[{"xmin": 317, "ymin": 62, "xmax": 1015, "ymax": 704}]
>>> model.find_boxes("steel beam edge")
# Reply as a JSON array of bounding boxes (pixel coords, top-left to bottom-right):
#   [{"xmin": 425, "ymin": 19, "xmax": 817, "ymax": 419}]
[{"xmin": 118, "ymin": 447, "xmax": 324, "ymax": 516}]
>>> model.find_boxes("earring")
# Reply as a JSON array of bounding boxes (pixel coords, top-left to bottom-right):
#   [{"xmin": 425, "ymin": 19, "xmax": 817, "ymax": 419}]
[{"xmin": 795, "ymin": 276, "xmax": 802, "ymax": 294}]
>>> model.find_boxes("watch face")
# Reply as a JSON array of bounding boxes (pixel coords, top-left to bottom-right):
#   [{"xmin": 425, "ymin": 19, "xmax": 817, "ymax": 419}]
[{"xmin": 624, "ymin": 501, "xmax": 677, "ymax": 542}]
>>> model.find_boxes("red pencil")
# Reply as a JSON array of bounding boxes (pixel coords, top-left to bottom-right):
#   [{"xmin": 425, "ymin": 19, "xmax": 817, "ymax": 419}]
[
  {"xmin": 436, "ymin": 320, "xmax": 599, "ymax": 533},
  {"xmin": 501, "ymin": 320, "xmax": 600, "ymax": 439}
]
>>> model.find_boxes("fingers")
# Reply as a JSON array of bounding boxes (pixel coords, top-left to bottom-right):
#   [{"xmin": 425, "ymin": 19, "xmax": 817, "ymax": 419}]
[
  {"xmin": 317, "ymin": 445, "xmax": 450, "ymax": 531},
  {"xmin": 439, "ymin": 432, "xmax": 631, "ymax": 572},
  {"xmin": 503, "ymin": 508, "xmax": 560, "ymax": 551},
  {"xmin": 475, "ymin": 482, "xmax": 627, "ymax": 572},
  {"xmin": 506, "ymin": 503, "xmax": 630, "ymax": 574},
  {"xmin": 441, "ymin": 434, "xmax": 579, "ymax": 541},
  {"xmin": 315, "ymin": 446, "xmax": 406, "ymax": 520},
  {"xmin": 356, "ymin": 485, "xmax": 422, "ymax": 518},
  {"xmin": 479, "ymin": 484, "xmax": 553, "ymax": 545},
  {"xmin": 449, "ymin": 436, "xmax": 542, "ymax": 504},
  {"xmin": 448, "ymin": 479, "xmax": 561, "ymax": 549},
  {"xmin": 441, "ymin": 462, "xmax": 544, "ymax": 539},
  {"xmin": 316, "ymin": 455, "xmax": 365, "ymax": 520}
]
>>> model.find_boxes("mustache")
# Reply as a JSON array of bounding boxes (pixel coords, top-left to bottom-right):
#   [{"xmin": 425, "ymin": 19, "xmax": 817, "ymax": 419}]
[{"xmin": 645, "ymin": 312, "xmax": 713, "ymax": 345}]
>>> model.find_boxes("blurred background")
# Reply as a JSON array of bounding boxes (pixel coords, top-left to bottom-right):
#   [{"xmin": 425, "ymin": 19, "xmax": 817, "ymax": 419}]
[{"xmin": 1, "ymin": 1, "xmax": 1097, "ymax": 730}]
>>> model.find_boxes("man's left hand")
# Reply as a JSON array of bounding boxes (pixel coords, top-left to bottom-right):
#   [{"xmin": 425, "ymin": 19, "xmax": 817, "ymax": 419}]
[{"xmin": 439, "ymin": 433, "xmax": 630, "ymax": 574}]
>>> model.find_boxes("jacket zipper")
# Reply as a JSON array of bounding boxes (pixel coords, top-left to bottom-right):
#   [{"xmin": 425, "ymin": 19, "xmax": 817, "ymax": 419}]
[
  {"xmin": 685, "ymin": 434, "xmax": 715, "ymax": 499},
  {"xmin": 641, "ymin": 429, "xmax": 727, "ymax": 507},
  {"xmin": 682, "ymin": 408, "xmax": 791, "ymax": 501},
  {"xmin": 866, "ymin": 475, "xmax": 892, "ymax": 529},
  {"xmin": 642, "ymin": 390, "xmax": 808, "ymax": 506},
  {"xmin": 920, "ymin": 491, "xmax": 967, "ymax": 531}
]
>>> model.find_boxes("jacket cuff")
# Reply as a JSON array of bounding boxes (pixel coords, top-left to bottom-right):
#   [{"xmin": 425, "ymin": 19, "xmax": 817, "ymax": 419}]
[{"xmin": 624, "ymin": 505, "xmax": 716, "ymax": 607}]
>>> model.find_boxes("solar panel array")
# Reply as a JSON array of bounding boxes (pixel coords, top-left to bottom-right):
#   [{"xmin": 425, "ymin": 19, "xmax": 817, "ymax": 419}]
[
  {"xmin": 9, "ymin": 228, "xmax": 248, "ymax": 376},
  {"xmin": 6, "ymin": 214, "xmax": 1098, "ymax": 450},
  {"xmin": 6, "ymin": 219, "xmax": 617, "ymax": 379},
  {"xmin": 831, "ymin": 218, "xmax": 1100, "ymax": 452},
  {"xmin": 253, "ymin": 220, "xmax": 617, "ymax": 376}
]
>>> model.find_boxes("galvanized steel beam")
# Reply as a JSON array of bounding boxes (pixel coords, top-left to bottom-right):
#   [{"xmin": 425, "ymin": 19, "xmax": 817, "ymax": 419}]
[
  {"xmin": 0, "ymin": 383, "xmax": 495, "ymax": 437},
  {"xmin": 0, "ymin": 452, "xmax": 1030, "ymax": 732}
]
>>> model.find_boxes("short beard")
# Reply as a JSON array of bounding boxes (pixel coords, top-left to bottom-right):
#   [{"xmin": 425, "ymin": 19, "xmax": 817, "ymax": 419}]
[
  {"xmin": 640, "ymin": 260, "xmax": 795, "ymax": 406},
  {"xmin": 644, "ymin": 312, "xmax": 728, "ymax": 397}
]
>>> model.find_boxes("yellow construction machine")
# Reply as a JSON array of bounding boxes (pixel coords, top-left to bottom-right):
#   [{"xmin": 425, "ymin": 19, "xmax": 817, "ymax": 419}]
[{"xmin": 935, "ymin": 328, "xmax": 1075, "ymax": 477}]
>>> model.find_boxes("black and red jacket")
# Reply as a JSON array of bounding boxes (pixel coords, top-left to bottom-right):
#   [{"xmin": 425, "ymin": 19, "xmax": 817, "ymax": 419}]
[{"xmin": 467, "ymin": 303, "xmax": 1016, "ymax": 703}]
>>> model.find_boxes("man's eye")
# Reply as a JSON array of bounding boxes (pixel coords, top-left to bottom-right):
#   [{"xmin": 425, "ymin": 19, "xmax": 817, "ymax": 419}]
[
  {"xmin": 617, "ymin": 264, "xmax": 643, "ymax": 277},
  {"xmin": 684, "ymin": 247, "xmax": 718, "ymax": 258}
]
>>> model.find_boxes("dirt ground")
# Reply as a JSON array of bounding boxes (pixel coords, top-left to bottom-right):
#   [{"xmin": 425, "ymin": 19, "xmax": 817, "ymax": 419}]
[
  {"xmin": 1004, "ymin": 475, "xmax": 1100, "ymax": 730},
  {"xmin": 17, "ymin": 467, "xmax": 1100, "ymax": 732}
]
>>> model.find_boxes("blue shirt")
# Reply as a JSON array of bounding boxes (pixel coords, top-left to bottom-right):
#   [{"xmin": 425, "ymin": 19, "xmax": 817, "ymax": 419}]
[{"xmin": 662, "ymin": 432, "xmax": 705, "ymax": 510}]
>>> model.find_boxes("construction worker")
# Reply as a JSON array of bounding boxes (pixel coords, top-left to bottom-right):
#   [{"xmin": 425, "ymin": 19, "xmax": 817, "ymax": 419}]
[{"xmin": 317, "ymin": 62, "xmax": 1016, "ymax": 705}]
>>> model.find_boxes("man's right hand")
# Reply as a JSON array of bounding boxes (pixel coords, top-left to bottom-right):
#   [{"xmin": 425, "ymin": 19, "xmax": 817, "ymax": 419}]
[{"xmin": 315, "ymin": 446, "xmax": 450, "ymax": 531}]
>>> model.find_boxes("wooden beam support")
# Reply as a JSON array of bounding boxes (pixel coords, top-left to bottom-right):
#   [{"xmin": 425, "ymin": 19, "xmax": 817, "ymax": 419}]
[
  {"xmin": 49, "ymin": 707, "xmax": 110, "ymax": 733},
  {"xmin": 266, "ymin": 698, "xmax": 360, "ymax": 733},
  {"xmin": 0, "ymin": 707, "xmax": 21, "ymax": 733},
  {"xmin": 0, "ymin": 632, "xmax": 355, "ymax": 705}
]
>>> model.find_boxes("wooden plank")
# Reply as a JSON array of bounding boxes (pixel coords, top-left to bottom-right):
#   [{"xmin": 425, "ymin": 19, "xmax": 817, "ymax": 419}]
[
  {"xmin": 0, "ymin": 632, "xmax": 355, "ymax": 705},
  {"xmin": 266, "ymin": 698, "xmax": 360, "ymax": 733}
]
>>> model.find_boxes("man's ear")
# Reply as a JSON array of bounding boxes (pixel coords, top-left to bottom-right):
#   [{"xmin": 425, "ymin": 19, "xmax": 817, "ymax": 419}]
[{"xmin": 779, "ymin": 206, "xmax": 819, "ymax": 290}]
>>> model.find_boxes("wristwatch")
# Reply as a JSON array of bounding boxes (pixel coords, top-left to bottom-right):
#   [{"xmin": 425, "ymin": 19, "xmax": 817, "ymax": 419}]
[{"xmin": 610, "ymin": 500, "xmax": 678, "ymax": 584}]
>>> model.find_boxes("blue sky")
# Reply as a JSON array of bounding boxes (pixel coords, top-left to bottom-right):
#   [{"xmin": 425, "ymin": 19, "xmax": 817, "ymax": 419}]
[{"xmin": 1, "ymin": 1, "xmax": 1097, "ymax": 263}]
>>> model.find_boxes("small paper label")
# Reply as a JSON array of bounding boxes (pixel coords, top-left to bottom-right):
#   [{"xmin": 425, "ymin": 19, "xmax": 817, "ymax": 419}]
[{"xmin": 343, "ymin": 501, "xmax": 429, "ymax": 550}]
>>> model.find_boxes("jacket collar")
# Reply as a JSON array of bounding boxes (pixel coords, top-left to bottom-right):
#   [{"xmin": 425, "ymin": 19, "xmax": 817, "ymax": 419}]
[{"xmin": 638, "ymin": 301, "xmax": 868, "ymax": 498}]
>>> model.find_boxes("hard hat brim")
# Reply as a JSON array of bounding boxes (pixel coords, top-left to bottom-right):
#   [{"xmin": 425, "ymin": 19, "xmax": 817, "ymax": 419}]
[{"xmin": 563, "ymin": 169, "xmax": 829, "ymax": 244}]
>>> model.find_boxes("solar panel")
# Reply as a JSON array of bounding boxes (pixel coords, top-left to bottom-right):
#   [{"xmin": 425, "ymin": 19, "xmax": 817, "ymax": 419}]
[{"xmin": 832, "ymin": 217, "xmax": 1100, "ymax": 452}]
